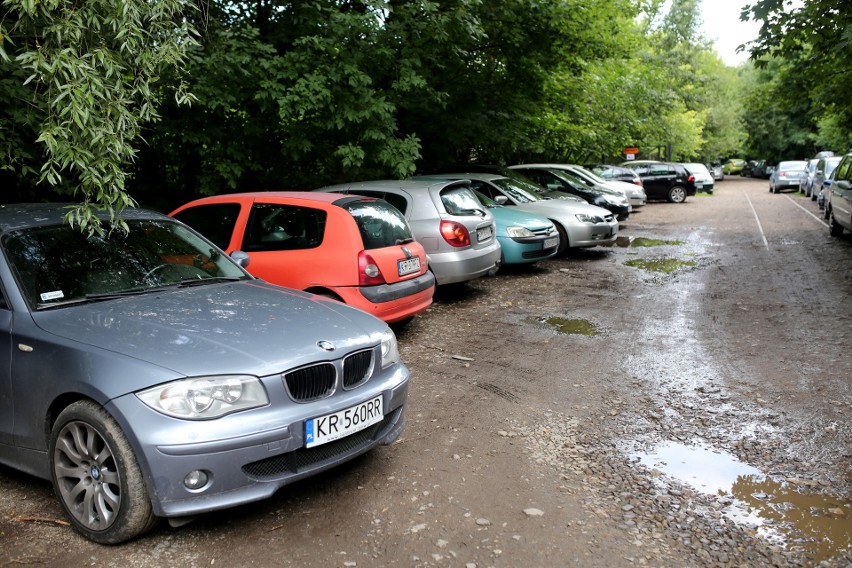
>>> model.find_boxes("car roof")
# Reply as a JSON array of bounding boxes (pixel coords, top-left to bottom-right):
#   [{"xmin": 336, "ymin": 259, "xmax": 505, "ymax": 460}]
[
  {"xmin": 320, "ymin": 179, "xmax": 472, "ymax": 193},
  {"xmin": 418, "ymin": 172, "xmax": 505, "ymax": 183},
  {"xmin": 0, "ymin": 203, "xmax": 168, "ymax": 234},
  {"xmin": 178, "ymin": 191, "xmax": 366, "ymax": 206}
]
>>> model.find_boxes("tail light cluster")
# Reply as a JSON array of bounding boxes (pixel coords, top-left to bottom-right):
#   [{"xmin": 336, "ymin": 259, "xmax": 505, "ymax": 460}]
[
  {"xmin": 440, "ymin": 220, "xmax": 471, "ymax": 248},
  {"xmin": 358, "ymin": 251, "xmax": 386, "ymax": 286},
  {"xmin": 687, "ymin": 175, "xmax": 695, "ymax": 183}
]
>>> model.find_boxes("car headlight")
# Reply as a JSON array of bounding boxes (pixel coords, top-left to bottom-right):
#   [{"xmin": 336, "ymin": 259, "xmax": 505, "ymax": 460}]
[
  {"xmin": 381, "ymin": 327, "xmax": 400, "ymax": 368},
  {"xmin": 137, "ymin": 376, "xmax": 269, "ymax": 419},
  {"xmin": 506, "ymin": 226, "xmax": 535, "ymax": 238},
  {"xmin": 575, "ymin": 214, "xmax": 603, "ymax": 224}
]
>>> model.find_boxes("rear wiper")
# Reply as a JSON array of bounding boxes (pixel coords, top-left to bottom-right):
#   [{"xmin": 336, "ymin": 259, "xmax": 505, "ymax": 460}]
[{"xmin": 395, "ymin": 237, "xmax": 415, "ymax": 245}]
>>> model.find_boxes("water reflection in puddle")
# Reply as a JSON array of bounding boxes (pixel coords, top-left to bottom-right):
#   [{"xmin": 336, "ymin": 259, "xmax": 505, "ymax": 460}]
[{"xmin": 634, "ymin": 441, "xmax": 852, "ymax": 562}]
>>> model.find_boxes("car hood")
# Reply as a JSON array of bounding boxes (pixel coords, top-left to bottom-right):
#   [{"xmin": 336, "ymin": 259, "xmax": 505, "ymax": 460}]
[
  {"xmin": 32, "ymin": 281, "xmax": 382, "ymax": 379},
  {"xmin": 488, "ymin": 207, "xmax": 552, "ymax": 231},
  {"xmin": 518, "ymin": 200, "xmax": 614, "ymax": 219}
]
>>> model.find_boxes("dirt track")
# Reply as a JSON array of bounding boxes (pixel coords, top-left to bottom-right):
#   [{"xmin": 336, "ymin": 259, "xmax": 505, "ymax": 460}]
[{"xmin": 1, "ymin": 177, "xmax": 851, "ymax": 567}]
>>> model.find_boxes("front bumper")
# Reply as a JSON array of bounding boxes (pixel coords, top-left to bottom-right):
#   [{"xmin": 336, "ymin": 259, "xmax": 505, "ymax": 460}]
[{"xmin": 109, "ymin": 360, "xmax": 410, "ymax": 518}]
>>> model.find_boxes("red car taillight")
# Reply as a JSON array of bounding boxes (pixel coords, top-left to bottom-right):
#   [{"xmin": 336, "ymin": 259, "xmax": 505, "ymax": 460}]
[
  {"xmin": 440, "ymin": 220, "xmax": 471, "ymax": 247},
  {"xmin": 633, "ymin": 179, "xmax": 643, "ymax": 187},
  {"xmin": 358, "ymin": 251, "xmax": 386, "ymax": 286},
  {"xmin": 687, "ymin": 175, "xmax": 695, "ymax": 183}
]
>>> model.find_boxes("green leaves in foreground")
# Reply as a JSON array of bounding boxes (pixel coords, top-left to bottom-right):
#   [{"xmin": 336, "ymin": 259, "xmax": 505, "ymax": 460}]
[{"xmin": 1, "ymin": 0, "xmax": 197, "ymax": 234}]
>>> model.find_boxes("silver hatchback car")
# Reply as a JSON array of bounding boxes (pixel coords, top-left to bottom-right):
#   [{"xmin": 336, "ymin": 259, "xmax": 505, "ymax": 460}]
[
  {"xmin": 0, "ymin": 204, "xmax": 409, "ymax": 543},
  {"xmin": 317, "ymin": 180, "xmax": 501, "ymax": 285}
]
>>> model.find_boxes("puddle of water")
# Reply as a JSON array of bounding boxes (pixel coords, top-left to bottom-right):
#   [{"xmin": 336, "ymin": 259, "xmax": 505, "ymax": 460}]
[
  {"xmin": 624, "ymin": 257, "xmax": 698, "ymax": 273},
  {"xmin": 634, "ymin": 441, "xmax": 852, "ymax": 563},
  {"xmin": 533, "ymin": 316, "xmax": 601, "ymax": 335}
]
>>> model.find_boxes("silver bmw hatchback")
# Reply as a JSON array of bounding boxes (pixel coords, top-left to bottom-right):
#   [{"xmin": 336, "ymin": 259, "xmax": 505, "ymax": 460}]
[
  {"xmin": 0, "ymin": 204, "xmax": 409, "ymax": 543},
  {"xmin": 317, "ymin": 180, "xmax": 501, "ymax": 285}
]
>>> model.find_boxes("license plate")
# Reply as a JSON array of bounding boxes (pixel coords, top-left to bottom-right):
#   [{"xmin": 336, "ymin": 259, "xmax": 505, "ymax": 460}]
[
  {"xmin": 398, "ymin": 256, "xmax": 421, "ymax": 276},
  {"xmin": 695, "ymin": 183, "xmax": 703, "ymax": 189},
  {"xmin": 305, "ymin": 396, "xmax": 383, "ymax": 448},
  {"xmin": 477, "ymin": 226, "xmax": 493, "ymax": 242},
  {"xmin": 543, "ymin": 237, "xmax": 558, "ymax": 249}
]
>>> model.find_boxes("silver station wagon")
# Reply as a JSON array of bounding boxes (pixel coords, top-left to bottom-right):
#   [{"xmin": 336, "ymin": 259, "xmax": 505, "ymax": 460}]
[
  {"xmin": 0, "ymin": 204, "xmax": 409, "ymax": 543},
  {"xmin": 317, "ymin": 180, "xmax": 501, "ymax": 285}
]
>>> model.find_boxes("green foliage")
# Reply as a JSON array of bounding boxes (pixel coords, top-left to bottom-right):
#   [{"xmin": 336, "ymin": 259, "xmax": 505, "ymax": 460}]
[
  {"xmin": 0, "ymin": 0, "xmax": 197, "ymax": 232},
  {"xmin": 741, "ymin": 0, "xmax": 852, "ymax": 159}
]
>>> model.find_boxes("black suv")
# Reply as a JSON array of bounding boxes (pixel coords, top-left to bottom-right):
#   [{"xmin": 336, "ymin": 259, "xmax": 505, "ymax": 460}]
[{"xmin": 623, "ymin": 162, "xmax": 697, "ymax": 203}]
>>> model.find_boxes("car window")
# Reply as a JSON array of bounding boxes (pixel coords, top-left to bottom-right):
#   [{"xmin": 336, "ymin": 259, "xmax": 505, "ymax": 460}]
[
  {"xmin": 825, "ymin": 157, "xmax": 841, "ymax": 177},
  {"xmin": 439, "ymin": 185, "xmax": 485, "ymax": 215},
  {"xmin": 836, "ymin": 157, "xmax": 852, "ymax": 182},
  {"xmin": 242, "ymin": 203, "xmax": 326, "ymax": 252},
  {"xmin": 339, "ymin": 199, "xmax": 413, "ymax": 250},
  {"xmin": 492, "ymin": 178, "xmax": 541, "ymax": 203},
  {"xmin": 3, "ymin": 219, "xmax": 247, "ymax": 309},
  {"xmin": 172, "ymin": 203, "xmax": 241, "ymax": 250}
]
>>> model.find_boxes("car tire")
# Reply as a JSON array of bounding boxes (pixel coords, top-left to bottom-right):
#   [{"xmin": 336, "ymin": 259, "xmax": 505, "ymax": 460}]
[
  {"xmin": 824, "ymin": 205, "xmax": 831, "ymax": 220},
  {"xmin": 50, "ymin": 400, "xmax": 157, "ymax": 544},
  {"xmin": 668, "ymin": 186, "xmax": 687, "ymax": 203},
  {"xmin": 829, "ymin": 212, "xmax": 845, "ymax": 237},
  {"xmin": 554, "ymin": 223, "xmax": 569, "ymax": 256}
]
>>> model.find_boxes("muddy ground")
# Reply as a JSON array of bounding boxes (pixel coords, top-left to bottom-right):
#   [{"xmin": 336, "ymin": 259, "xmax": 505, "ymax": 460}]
[{"xmin": 1, "ymin": 177, "xmax": 851, "ymax": 567}]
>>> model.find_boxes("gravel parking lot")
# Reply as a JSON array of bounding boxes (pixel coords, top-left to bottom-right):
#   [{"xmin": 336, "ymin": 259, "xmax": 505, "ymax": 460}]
[{"xmin": 1, "ymin": 177, "xmax": 850, "ymax": 567}]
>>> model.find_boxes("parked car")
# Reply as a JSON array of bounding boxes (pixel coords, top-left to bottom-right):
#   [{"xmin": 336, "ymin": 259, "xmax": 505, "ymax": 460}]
[
  {"xmin": 508, "ymin": 166, "xmax": 632, "ymax": 220},
  {"xmin": 470, "ymin": 190, "xmax": 560, "ymax": 265},
  {"xmin": 0, "ymin": 204, "xmax": 409, "ymax": 543},
  {"xmin": 515, "ymin": 163, "xmax": 646, "ymax": 208},
  {"xmin": 769, "ymin": 160, "xmax": 808, "ymax": 193},
  {"xmin": 423, "ymin": 172, "xmax": 618, "ymax": 254},
  {"xmin": 800, "ymin": 158, "xmax": 821, "ymax": 197},
  {"xmin": 585, "ymin": 163, "xmax": 645, "ymax": 187},
  {"xmin": 816, "ymin": 156, "xmax": 842, "ymax": 209},
  {"xmin": 683, "ymin": 163, "xmax": 715, "ymax": 193},
  {"xmin": 741, "ymin": 160, "xmax": 761, "ymax": 177},
  {"xmin": 316, "ymin": 180, "xmax": 501, "ymax": 285},
  {"xmin": 622, "ymin": 162, "xmax": 698, "ymax": 203},
  {"xmin": 170, "ymin": 192, "xmax": 434, "ymax": 324},
  {"xmin": 707, "ymin": 163, "xmax": 724, "ymax": 181},
  {"xmin": 825, "ymin": 152, "xmax": 852, "ymax": 236},
  {"xmin": 722, "ymin": 159, "xmax": 746, "ymax": 175}
]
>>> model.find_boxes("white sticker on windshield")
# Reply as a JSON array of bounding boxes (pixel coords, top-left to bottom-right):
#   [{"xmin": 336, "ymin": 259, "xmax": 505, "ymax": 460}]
[{"xmin": 40, "ymin": 290, "xmax": 65, "ymax": 301}]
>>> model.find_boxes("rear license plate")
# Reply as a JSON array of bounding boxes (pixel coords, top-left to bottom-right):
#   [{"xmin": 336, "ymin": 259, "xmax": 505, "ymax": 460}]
[
  {"xmin": 305, "ymin": 396, "xmax": 383, "ymax": 448},
  {"xmin": 695, "ymin": 183, "xmax": 703, "ymax": 189},
  {"xmin": 398, "ymin": 256, "xmax": 421, "ymax": 276},
  {"xmin": 477, "ymin": 226, "xmax": 493, "ymax": 242},
  {"xmin": 543, "ymin": 237, "xmax": 558, "ymax": 249}
]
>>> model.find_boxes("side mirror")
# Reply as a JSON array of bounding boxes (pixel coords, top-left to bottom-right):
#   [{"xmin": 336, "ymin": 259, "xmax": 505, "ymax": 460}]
[
  {"xmin": 230, "ymin": 250, "xmax": 251, "ymax": 268},
  {"xmin": 495, "ymin": 195, "xmax": 508, "ymax": 205},
  {"xmin": 836, "ymin": 180, "xmax": 851, "ymax": 191}
]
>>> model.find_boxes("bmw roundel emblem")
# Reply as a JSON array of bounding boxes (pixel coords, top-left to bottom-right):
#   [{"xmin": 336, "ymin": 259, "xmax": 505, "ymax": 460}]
[{"xmin": 317, "ymin": 340, "xmax": 336, "ymax": 352}]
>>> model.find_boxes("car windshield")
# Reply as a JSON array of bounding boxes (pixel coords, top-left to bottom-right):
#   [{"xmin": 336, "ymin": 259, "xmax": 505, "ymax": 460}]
[
  {"xmin": 491, "ymin": 178, "xmax": 541, "ymax": 203},
  {"xmin": 341, "ymin": 199, "xmax": 414, "ymax": 248},
  {"xmin": 571, "ymin": 166, "xmax": 607, "ymax": 185},
  {"xmin": 3, "ymin": 218, "xmax": 249, "ymax": 310},
  {"xmin": 825, "ymin": 158, "xmax": 842, "ymax": 175}
]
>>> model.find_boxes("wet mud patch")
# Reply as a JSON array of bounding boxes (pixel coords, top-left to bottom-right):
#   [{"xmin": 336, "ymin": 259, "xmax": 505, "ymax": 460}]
[
  {"xmin": 529, "ymin": 316, "xmax": 602, "ymax": 335},
  {"xmin": 632, "ymin": 441, "xmax": 852, "ymax": 563},
  {"xmin": 612, "ymin": 236, "xmax": 686, "ymax": 248}
]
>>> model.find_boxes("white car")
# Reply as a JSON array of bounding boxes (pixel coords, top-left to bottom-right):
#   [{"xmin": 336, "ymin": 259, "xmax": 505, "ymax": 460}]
[
  {"xmin": 512, "ymin": 163, "xmax": 647, "ymax": 208},
  {"xmin": 424, "ymin": 173, "xmax": 618, "ymax": 255},
  {"xmin": 683, "ymin": 163, "xmax": 715, "ymax": 193}
]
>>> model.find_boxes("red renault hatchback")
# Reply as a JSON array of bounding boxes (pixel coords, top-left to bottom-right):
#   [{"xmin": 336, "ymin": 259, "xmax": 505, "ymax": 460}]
[{"xmin": 170, "ymin": 192, "xmax": 435, "ymax": 323}]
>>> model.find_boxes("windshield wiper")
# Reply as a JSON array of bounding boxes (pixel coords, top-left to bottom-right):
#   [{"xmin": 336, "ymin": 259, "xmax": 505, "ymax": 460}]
[
  {"xmin": 395, "ymin": 237, "xmax": 415, "ymax": 245},
  {"xmin": 176, "ymin": 276, "xmax": 244, "ymax": 288}
]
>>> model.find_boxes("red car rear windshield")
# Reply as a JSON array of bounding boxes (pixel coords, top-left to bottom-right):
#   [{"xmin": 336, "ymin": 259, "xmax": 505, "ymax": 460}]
[{"xmin": 341, "ymin": 199, "xmax": 414, "ymax": 250}]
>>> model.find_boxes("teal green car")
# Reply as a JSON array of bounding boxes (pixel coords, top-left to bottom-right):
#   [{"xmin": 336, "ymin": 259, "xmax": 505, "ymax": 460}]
[{"xmin": 474, "ymin": 191, "xmax": 559, "ymax": 265}]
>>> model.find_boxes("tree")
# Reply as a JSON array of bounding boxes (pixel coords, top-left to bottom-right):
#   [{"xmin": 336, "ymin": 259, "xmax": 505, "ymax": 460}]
[{"xmin": 0, "ymin": 0, "xmax": 197, "ymax": 232}]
